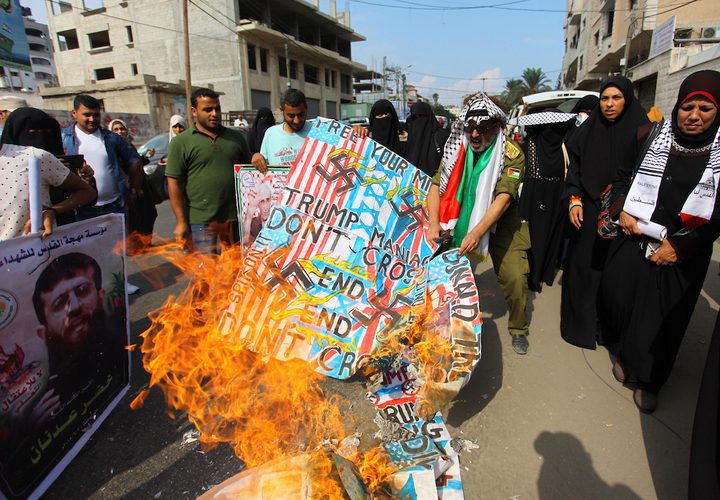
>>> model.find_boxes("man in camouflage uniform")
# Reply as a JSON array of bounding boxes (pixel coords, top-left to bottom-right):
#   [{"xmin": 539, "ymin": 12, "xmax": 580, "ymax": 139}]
[{"xmin": 428, "ymin": 93, "xmax": 530, "ymax": 354}]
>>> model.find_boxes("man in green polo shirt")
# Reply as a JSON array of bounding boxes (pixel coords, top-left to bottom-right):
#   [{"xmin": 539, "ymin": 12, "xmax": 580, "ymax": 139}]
[{"xmin": 166, "ymin": 88, "xmax": 250, "ymax": 253}]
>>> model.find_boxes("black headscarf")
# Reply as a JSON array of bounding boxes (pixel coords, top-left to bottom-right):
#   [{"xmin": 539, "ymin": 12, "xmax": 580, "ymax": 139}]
[
  {"xmin": 526, "ymin": 108, "xmax": 572, "ymax": 178},
  {"xmin": 671, "ymin": 69, "xmax": 720, "ymax": 148},
  {"xmin": 1, "ymin": 107, "xmax": 64, "ymax": 155},
  {"xmin": 247, "ymin": 107, "xmax": 276, "ymax": 154},
  {"xmin": 568, "ymin": 75, "xmax": 649, "ymax": 199},
  {"xmin": 572, "ymin": 95, "xmax": 599, "ymax": 114},
  {"xmin": 405, "ymin": 101, "xmax": 440, "ymax": 176},
  {"xmin": 369, "ymin": 99, "xmax": 402, "ymax": 154}
]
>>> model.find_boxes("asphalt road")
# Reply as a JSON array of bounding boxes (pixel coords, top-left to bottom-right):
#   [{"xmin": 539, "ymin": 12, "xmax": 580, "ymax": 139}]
[{"xmin": 43, "ymin": 201, "xmax": 719, "ymax": 499}]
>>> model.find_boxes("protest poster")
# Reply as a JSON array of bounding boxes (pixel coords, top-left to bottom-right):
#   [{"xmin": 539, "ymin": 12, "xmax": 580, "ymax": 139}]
[
  {"xmin": 0, "ymin": 214, "xmax": 130, "ymax": 500},
  {"xmin": 219, "ymin": 118, "xmax": 481, "ymax": 391},
  {"xmin": 233, "ymin": 165, "xmax": 290, "ymax": 246}
]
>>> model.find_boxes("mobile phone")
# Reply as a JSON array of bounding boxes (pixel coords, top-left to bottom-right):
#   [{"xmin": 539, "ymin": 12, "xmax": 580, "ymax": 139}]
[
  {"xmin": 58, "ymin": 154, "xmax": 84, "ymax": 173},
  {"xmin": 645, "ymin": 241, "xmax": 661, "ymax": 259}
]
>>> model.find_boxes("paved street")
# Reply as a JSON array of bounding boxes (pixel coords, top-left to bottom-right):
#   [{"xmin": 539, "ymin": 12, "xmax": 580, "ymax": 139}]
[{"xmin": 44, "ymin": 201, "xmax": 719, "ymax": 499}]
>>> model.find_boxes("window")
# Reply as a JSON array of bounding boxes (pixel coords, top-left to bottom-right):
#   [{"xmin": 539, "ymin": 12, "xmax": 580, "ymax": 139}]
[
  {"xmin": 95, "ymin": 67, "xmax": 114, "ymax": 80},
  {"xmin": 324, "ymin": 68, "xmax": 336, "ymax": 88},
  {"xmin": 259, "ymin": 48, "xmax": 268, "ymax": 73},
  {"xmin": 88, "ymin": 29, "xmax": 110, "ymax": 49},
  {"xmin": 604, "ymin": 10, "xmax": 614, "ymax": 38},
  {"xmin": 28, "ymin": 43, "xmax": 46, "ymax": 52},
  {"xmin": 57, "ymin": 29, "xmax": 79, "ymax": 50},
  {"xmin": 34, "ymin": 71, "xmax": 53, "ymax": 80},
  {"xmin": 629, "ymin": 0, "xmax": 639, "ymax": 9},
  {"xmin": 278, "ymin": 57, "xmax": 297, "ymax": 79},
  {"xmin": 131, "ymin": 63, "xmax": 138, "ymax": 75},
  {"xmin": 25, "ymin": 28, "xmax": 44, "ymax": 38},
  {"xmin": 579, "ymin": 55, "xmax": 583, "ymax": 70},
  {"xmin": 126, "ymin": 25, "xmax": 134, "ymax": 43},
  {"xmin": 340, "ymin": 73, "xmax": 351, "ymax": 94},
  {"xmin": 51, "ymin": 1, "xmax": 72, "ymax": 14},
  {"xmin": 304, "ymin": 64, "xmax": 319, "ymax": 84},
  {"xmin": 31, "ymin": 57, "xmax": 51, "ymax": 66},
  {"xmin": 594, "ymin": 31, "xmax": 600, "ymax": 46},
  {"xmin": 247, "ymin": 44, "xmax": 256, "ymax": 70}
]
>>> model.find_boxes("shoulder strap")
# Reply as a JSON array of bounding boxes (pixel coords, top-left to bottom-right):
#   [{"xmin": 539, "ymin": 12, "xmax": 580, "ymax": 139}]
[{"xmin": 561, "ymin": 142, "xmax": 569, "ymax": 173}]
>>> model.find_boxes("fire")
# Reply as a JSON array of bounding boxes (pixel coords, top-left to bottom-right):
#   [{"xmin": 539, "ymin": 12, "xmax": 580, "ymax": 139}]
[{"xmin": 131, "ymin": 240, "xmax": 404, "ymax": 494}]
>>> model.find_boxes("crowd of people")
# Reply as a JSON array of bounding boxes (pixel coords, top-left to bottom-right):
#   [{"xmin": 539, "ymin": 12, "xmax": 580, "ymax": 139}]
[{"xmin": 1, "ymin": 71, "xmax": 718, "ymax": 419}]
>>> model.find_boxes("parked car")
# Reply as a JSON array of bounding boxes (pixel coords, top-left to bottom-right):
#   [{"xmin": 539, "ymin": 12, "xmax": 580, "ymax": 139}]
[{"xmin": 138, "ymin": 133, "xmax": 170, "ymax": 201}]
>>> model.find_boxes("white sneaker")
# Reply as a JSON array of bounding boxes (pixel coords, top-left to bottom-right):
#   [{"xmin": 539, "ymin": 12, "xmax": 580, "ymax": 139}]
[{"xmin": 127, "ymin": 283, "xmax": 140, "ymax": 295}]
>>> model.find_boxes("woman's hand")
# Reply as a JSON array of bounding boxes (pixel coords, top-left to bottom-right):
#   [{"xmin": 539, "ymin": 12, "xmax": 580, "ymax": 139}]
[
  {"xmin": 649, "ymin": 239, "xmax": 678, "ymax": 266},
  {"xmin": 618, "ymin": 211, "xmax": 641, "ymax": 236},
  {"xmin": 569, "ymin": 205, "xmax": 583, "ymax": 229}
]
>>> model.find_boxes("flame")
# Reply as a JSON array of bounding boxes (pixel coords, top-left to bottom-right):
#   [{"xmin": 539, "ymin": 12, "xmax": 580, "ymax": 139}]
[{"xmin": 131, "ymin": 240, "xmax": 405, "ymax": 494}]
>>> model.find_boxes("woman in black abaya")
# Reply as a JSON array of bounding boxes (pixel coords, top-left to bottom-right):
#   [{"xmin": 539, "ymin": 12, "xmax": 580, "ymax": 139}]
[
  {"xmin": 519, "ymin": 109, "xmax": 574, "ymax": 291},
  {"xmin": 369, "ymin": 99, "xmax": 405, "ymax": 156},
  {"xmin": 600, "ymin": 70, "xmax": 720, "ymax": 412},
  {"xmin": 561, "ymin": 75, "xmax": 649, "ymax": 349},
  {"xmin": 247, "ymin": 107, "xmax": 276, "ymax": 155},
  {"xmin": 405, "ymin": 101, "xmax": 441, "ymax": 177}
]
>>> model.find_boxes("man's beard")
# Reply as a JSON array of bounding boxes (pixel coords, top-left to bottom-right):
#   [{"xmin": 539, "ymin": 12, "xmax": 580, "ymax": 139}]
[
  {"xmin": 285, "ymin": 119, "xmax": 305, "ymax": 132},
  {"xmin": 46, "ymin": 308, "xmax": 107, "ymax": 374}
]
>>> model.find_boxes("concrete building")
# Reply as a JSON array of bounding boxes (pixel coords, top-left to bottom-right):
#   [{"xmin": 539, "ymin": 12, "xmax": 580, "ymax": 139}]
[
  {"xmin": 0, "ymin": 5, "xmax": 56, "ymax": 92},
  {"xmin": 24, "ymin": 9, "xmax": 57, "ymax": 89},
  {"xmin": 41, "ymin": 0, "xmax": 366, "ymax": 136},
  {"xmin": 560, "ymin": 0, "xmax": 720, "ymax": 116}
]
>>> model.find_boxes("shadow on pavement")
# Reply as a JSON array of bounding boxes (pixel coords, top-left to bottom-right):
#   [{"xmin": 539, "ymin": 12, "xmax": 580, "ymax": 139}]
[
  {"xmin": 446, "ymin": 268, "xmax": 505, "ymax": 426},
  {"xmin": 638, "ymin": 292, "xmax": 716, "ymax": 500},
  {"xmin": 534, "ymin": 431, "xmax": 641, "ymax": 500}
]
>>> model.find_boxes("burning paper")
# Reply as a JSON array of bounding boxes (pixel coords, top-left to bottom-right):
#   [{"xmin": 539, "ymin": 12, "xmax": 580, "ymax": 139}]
[{"xmin": 139, "ymin": 119, "xmax": 483, "ymax": 496}]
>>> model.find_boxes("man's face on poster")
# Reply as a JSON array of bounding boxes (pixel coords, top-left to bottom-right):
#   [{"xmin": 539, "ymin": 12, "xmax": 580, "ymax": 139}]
[{"xmin": 38, "ymin": 267, "xmax": 106, "ymax": 349}]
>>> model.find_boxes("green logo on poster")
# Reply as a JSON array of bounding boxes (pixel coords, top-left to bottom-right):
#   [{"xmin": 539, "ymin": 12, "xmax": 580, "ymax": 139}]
[{"xmin": 0, "ymin": 289, "xmax": 18, "ymax": 329}]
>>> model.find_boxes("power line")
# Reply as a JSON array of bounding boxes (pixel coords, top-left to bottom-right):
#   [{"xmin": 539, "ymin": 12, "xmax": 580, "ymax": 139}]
[
  {"xmin": 407, "ymin": 68, "xmax": 562, "ymax": 81},
  {"xmin": 348, "ymin": 0, "xmax": 696, "ymax": 13}
]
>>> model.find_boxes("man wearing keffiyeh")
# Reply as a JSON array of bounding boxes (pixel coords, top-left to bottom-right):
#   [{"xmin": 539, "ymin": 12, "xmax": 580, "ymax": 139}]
[{"xmin": 427, "ymin": 93, "xmax": 531, "ymax": 354}]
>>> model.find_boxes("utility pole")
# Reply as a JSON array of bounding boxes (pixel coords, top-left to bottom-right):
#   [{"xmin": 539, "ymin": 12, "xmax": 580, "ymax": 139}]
[
  {"xmin": 182, "ymin": 0, "xmax": 192, "ymax": 125},
  {"xmin": 284, "ymin": 43, "xmax": 291, "ymax": 88},
  {"xmin": 401, "ymin": 73, "xmax": 407, "ymax": 120},
  {"xmin": 382, "ymin": 56, "xmax": 386, "ymax": 99}
]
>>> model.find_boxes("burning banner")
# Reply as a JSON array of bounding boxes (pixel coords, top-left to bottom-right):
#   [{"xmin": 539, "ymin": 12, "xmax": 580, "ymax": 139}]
[
  {"xmin": 0, "ymin": 215, "xmax": 130, "ymax": 499},
  {"xmin": 139, "ymin": 119, "xmax": 483, "ymax": 497}
]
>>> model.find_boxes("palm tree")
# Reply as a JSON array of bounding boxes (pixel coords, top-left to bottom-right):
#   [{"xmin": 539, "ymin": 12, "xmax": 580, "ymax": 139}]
[
  {"xmin": 432, "ymin": 92, "xmax": 439, "ymax": 106},
  {"xmin": 519, "ymin": 67, "xmax": 552, "ymax": 96},
  {"xmin": 501, "ymin": 78, "xmax": 524, "ymax": 108}
]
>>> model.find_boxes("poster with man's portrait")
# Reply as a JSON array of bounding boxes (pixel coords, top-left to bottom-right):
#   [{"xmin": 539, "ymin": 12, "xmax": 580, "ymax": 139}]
[
  {"xmin": 0, "ymin": 214, "xmax": 130, "ymax": 499},
  {"xmin": 234, "ymin": 165, "xmax": 289, "ymax": 246}
]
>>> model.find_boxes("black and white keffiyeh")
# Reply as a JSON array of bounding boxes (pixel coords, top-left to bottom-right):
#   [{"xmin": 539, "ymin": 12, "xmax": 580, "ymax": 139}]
[
  {"xmin": 508, "ymin": 112, "xmax": 576, "ymax": 127},
  {"xmin": 439, "ymin": 93, "xmax": 506, "ymax": 196},
  {"xmin": 624, "ymin": 120, "xmax": 720, "ymax": 234}
]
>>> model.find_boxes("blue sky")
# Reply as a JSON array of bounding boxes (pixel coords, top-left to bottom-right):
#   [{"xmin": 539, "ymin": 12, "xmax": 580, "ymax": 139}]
[{"xmin": 22, "ymin": 0, "xmax": 566, "ymax": 106}]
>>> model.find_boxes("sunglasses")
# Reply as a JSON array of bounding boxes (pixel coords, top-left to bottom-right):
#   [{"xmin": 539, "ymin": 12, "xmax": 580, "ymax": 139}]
[{"xmin": 463, "ymin": 122, "xmax": 497, "ymax": 134}]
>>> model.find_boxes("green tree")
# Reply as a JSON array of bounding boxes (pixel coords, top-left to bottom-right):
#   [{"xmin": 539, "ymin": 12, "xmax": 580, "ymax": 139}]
[
  {"xmin": 519, "ymin": 67, "xmax": 552, "ymax": 96},
  {"xmin": 500, "ymin": 78, "xmax": 524, "ymax": 108}
]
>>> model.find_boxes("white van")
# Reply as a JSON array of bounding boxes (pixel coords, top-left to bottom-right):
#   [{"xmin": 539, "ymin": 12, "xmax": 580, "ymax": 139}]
[{"xmin": 507, "ymin": 90, "xmax": 599, "ymax": 141}]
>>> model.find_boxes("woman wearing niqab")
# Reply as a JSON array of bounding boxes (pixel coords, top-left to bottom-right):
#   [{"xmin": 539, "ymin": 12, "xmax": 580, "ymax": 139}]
[
  {"xmin": 247, "ymin": 107, "xmax": 275, "ymax": 155},
  {"xmin": 369, "ymin": 99, "xmax": 405, "ymax": 156},
  {"xmin": 561, "ymin": 75, "xmax": 649, "ymax": 349},
  {"xmin": 600, "ymin": 70, "xmax": 720, "ymax": 412},
  {"xmin": 518, "ymin": 109, "xmax": 574, "ymax": 291},
  {"xmin": 405, "ymin": 101, "xmax": 441, "ymax": 177}
]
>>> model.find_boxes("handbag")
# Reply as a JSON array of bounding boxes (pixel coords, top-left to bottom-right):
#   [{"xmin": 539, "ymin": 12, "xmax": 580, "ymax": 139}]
[{"xmin": 597, "ymin": 120, "xmax": 664, "ymax": 239}]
